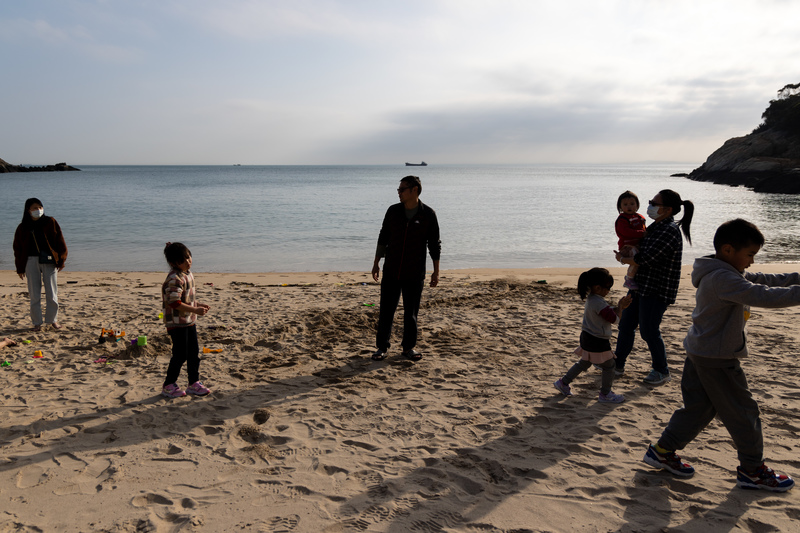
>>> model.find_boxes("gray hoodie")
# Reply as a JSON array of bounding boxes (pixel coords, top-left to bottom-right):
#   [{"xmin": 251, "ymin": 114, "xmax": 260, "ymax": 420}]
[{"xmin": 684, "ymin": 255, "xmax": 800, "ymax": 364}]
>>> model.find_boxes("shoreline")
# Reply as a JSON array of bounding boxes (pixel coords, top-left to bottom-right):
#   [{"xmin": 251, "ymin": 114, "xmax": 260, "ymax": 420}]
[{"xmin": 1, "ymin": 263, "xmax": 796, "ymax": 293}]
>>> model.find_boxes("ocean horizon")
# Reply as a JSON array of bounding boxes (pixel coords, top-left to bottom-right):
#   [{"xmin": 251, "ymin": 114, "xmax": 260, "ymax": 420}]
[{"xmin": 3, "ymin": 163, "xmax": 800, "ymax": 273}]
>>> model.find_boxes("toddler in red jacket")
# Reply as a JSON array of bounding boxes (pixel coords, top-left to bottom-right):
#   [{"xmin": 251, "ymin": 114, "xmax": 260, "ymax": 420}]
[{"xmin": 615, "ymin": 191, "xmax": 646, "ymax": 290}]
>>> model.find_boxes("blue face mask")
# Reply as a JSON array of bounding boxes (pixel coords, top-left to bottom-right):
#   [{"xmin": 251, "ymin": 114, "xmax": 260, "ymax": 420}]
[{"xmin": 646, "ymin": 204, "xmax": 661, "ymax": 220}]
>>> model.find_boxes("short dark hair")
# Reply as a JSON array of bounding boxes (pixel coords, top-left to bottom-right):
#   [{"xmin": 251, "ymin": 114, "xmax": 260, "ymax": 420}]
[
  {"xmin": 713, "ymin": 219, "xmax": 765, "ymax": 251},
  {"xmin": 616, "ymin": 190, "xmax": 640, "ymax": 212},
  {"xmin": 401, "ymin": 175, "xmax": 422, "ymax": 195},
  {"xmin": 164, "ymin": 242, "xmax": 192, "ymax": 267}
]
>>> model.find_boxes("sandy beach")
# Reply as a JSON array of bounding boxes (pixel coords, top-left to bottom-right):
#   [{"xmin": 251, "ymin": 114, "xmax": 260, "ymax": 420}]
[{"xmin": 1, "ymin": 265, "xmax": 799, "ymax": 532}]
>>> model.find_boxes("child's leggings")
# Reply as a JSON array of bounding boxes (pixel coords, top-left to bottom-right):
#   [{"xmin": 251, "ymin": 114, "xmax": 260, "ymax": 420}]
[
  {"xmin": 164, "ymin": 325, "xmax": 200, "ymax": 386},
  {"xmin": 562, "ymin": 358, "xmax": 615, "ymax": 395}
]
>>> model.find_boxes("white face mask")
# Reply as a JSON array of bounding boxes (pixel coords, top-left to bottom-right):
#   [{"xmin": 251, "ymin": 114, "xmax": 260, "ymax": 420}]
[
  {"xmin": 646, "ymin": 204, "xmax": 661, "ymax": 220},
  {"xmin": 30, "ymin": 208, "xmax": 44, "ymax": 220}
]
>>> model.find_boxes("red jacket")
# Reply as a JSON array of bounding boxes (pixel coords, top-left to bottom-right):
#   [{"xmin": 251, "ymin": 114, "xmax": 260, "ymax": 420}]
[{"xmin": 615, "ymin": 213, "xmax": 646, "ymax": 249}]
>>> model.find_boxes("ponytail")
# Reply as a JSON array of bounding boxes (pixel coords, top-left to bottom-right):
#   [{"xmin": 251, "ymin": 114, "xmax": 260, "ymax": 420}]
[
  {"xmin": 678, "ymin": 200, "xmax": 694, "ymax": 245},
  {"xmin": 577, "ymin": 267, "xmax": 613, "ymax": 300},
  {"xmin": 659, "ymin": 189, "xmax": 694, "ymax": 245}
]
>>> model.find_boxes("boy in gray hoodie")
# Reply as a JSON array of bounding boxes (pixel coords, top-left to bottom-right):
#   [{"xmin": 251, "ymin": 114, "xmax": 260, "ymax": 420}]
[{"xmin": 642, "ymin": 219, "xmax": 798, "ymax": 492}]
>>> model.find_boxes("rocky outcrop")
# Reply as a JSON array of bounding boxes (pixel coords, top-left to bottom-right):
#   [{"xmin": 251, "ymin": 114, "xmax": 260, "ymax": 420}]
[
  {"xmin": 0, "ymin": 157, "xmax": 80, "ymax": 173},
  {"xmin": 687, "ymin": 129, "xmax": 800, "ymax": 193}
]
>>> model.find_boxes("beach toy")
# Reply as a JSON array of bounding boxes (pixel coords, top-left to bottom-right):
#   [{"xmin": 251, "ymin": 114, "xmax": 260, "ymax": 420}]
[
  {"xmin": 158, "ymin": 313, "xmax": 164, "ymax": 320},
  {"xmin": 1, "ymin": 361, "xmax": 11, "ymax": 366},
  {"xmin": 137, "ymin": 336, "xmax": 147, "ymax": 346},
  {"xmin": 22, "ymin": 340, "xmax": 31, "ymax": 344},
  {"xmin": 362, "ymin": 303, "xmax": 375, "ymax": 307},
  {"xmin": 99, "ymin": 328, "xmax": 126, "ymax": 343},
  {"xmin": 130, "ymin": 339, "xmax": 137, "ymax": 346},
  {"xmin": 202, "ymin": 347, "xmax": 223, "ymax": 353},
  {"xmin": 33, "ymin": 351, "xmax": 43, "ymax": 358}
]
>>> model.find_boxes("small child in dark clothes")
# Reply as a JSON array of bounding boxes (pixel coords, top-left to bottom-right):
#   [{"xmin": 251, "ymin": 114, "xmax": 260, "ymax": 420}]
[
  {"xmin": 643, "ymin": 219, "xmax": 799, "ymax": 492},
  {"xmin": 161, "ymin": 242, "xmax": 211, "ymax": 398}
]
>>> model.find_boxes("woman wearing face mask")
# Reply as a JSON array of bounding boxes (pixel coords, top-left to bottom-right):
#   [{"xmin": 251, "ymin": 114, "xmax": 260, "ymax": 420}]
[
  {"xmin": 13, "ymin": 198, "xmax": 68, "ymax": 331},
  {"xmin": 614, "ymin": 189, "xmax": 694, "ymax": 386}
]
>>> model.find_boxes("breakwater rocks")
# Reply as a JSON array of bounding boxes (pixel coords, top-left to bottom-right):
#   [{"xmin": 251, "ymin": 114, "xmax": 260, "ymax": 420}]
[
  {"xmin": 687, "ymin": 129, "xmax": 800, "ymax": 193},
  {"xmin": 0, "ymin": 157, "xmax": 80, "ymax": 173}
]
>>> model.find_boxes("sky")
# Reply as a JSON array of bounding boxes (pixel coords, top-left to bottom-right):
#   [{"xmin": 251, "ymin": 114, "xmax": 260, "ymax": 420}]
[{"xmin": 2, "ymin": 0, "xmax": 799, "ymax": 165}]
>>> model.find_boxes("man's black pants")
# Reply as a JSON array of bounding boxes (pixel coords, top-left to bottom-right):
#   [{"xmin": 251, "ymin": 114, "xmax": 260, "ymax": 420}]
[{"xmin": 376, "ymin": 276, "xmax": 424, "ymax": 351}]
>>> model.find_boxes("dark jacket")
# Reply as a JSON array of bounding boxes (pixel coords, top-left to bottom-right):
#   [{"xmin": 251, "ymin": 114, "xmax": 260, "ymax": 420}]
[
  {"xmin": 13, "ymin": 216, "xmax": 68, "ymax": 272},
  {"xmin": 377, "ymin": 201, "xmax": 441, "ymax": 280}
]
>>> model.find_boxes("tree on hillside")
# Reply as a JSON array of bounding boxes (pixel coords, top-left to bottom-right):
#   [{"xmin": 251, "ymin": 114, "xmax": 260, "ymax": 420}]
[{"xmin": 756, "ymin": 82, "xmax": 800, "ymax": 134}]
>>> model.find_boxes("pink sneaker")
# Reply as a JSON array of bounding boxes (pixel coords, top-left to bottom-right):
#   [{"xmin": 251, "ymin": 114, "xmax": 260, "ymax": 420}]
[
  {"xmin": 186, "ymin": 381, "xmax": 211, "ymax": 396},
  {"xmin": 162, "ymin": 383, "xmax": 186, "ymax": 398}
]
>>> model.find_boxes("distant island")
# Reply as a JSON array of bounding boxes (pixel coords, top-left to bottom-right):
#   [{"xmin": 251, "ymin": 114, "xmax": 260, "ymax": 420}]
[
  {"xmin": 0, "ymin": 157, "xmax": 80, "ymax": 173},
  {"xmin": 405, "ymin": 161, "xmax": 428, "ymax": 166},
  {"xmin": 687, "ymin": 83, "xmax": 800, "ymax": 193}
]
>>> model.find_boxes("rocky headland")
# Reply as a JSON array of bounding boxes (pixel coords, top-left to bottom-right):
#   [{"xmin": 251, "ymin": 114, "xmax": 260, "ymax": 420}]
[
  {"xmin": 686, "ymin": 83, "xmax": 800, "ymax": 193},
  {"xmin": 0, "ymin": 157, "xmax": 80, "ymax": 173}
]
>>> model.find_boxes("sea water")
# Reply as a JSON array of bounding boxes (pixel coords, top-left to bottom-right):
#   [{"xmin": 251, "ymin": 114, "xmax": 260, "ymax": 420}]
[{"xmin": 2, "ymin": 164, "xmax": 799, "ymax": 273}]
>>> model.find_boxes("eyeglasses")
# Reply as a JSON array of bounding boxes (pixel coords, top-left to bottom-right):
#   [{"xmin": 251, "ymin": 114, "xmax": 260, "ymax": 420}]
[{"xmin": 397, "ymin": 187, "xmax": 411, "ymax": 193}]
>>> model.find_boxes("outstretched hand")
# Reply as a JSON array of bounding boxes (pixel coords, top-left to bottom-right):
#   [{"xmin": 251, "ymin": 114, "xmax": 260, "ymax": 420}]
[{"xmin": 618, "ymin": 294, "xmax": 633, "ymax": 310}]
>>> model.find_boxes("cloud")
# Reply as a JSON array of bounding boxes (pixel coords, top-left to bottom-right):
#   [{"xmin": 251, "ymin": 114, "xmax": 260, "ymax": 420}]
[
  {"xmin": 0, "ymin": 17, "xmax": 143, "ymax": 63},
  {"xmin": 170, "ymin": 0, "xmax": 429, "ymax": 43},
  {"xmin": 326, "ymin": 75, "xmax": 770, "ymax": 164}
]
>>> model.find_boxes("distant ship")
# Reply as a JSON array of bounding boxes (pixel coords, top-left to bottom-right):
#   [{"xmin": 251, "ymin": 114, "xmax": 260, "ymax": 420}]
[{"xmin": 405, "ymin": 161, "xmax": 427, "ymax": 166}]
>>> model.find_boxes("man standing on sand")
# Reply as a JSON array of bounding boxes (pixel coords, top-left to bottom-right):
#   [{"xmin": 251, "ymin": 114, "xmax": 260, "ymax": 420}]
[{"xmin": 371, "ymin": 176, "xmax": 441, "ymax": 362}]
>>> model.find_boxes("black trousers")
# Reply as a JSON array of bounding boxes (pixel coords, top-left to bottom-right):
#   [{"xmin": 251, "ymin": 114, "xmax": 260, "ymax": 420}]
[
  {"xmin": 376, "ymin": 277, "xmax": 425, "ymax": 351},
  {"xmin": 164, "ymin": 325, "xmax": 200, "ymax": 386}
]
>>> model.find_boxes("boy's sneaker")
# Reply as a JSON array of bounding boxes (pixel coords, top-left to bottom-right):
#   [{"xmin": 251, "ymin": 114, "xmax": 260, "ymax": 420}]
[
  {"xmin": 623, "ymin": 276, "xmax": 639, "ymax": 290},
  {"xmin": 643, "ymin": 369, "xmax": 671, "ymax": 385},
  {"xmin": 186, "ymin": 381, "xmax": 211, "ymax": 396},
  {"xmin": 736, "ymin": 464, "xmax": 794, "ymax": 492},
  {"xmin": 614, "ymin": 367, "xmax": 625, "ymax": 377},
  {"xmin": 643, "ymin": 444, "xmax": 695, "ymax": 477},
  {"xmin": 162, "ymin": 383, "xmax": 186, "ymax": 398},
  {"xmin": 554, "ymin": 378, "xmax": 572, "ymax": 397},
  {"xmin": 598, "ymin": 391, "xmax": 625, "ymax": 403}
]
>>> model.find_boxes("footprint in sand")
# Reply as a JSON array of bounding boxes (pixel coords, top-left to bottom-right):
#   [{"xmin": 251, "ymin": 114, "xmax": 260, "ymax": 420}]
[
  {"xmin": 131, "ymin": 493, "xmax": 174, "ymax": 507},
  {"xmin": 53, "ymin": 456, "xmax": 116, "ymax": 495},
  {"xmin": 15, "ymin": 464, "xmax": 49, "ymax": 489},
  {"xmin": 265, "ymin": 515, "xmax": 300, "ymax": 532},
  {"xmin": 130, "ymin": 492, "xmax": 200, "ymax": 531}
]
